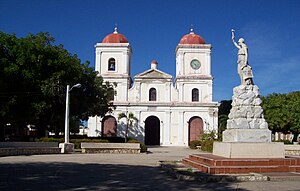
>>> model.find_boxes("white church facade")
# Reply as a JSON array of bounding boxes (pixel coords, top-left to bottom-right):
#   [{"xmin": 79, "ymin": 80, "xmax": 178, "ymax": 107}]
[{"xmin": 87, "ymin": 27, "xmax": 219, "ymax": 146}]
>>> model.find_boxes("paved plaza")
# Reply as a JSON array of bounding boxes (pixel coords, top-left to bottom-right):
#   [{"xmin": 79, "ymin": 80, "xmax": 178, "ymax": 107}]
[{"xmin": 1, "ymin": 147, "xmax": 300, "ymax": 191}]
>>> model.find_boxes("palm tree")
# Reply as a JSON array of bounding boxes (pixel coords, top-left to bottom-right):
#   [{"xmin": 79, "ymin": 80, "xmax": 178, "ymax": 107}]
[{"xmin": 118, "ymin": 112, "xmax": 138, "ymax": 143}]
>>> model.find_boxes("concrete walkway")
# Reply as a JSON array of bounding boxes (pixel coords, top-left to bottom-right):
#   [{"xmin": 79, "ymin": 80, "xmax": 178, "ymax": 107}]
[{"xmin": 0, "ymin": 146, "xmax": 300, "ymax": 191}]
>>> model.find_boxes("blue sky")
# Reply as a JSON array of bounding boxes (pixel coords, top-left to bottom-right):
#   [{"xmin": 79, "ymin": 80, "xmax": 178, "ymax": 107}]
[{"xmin": 1, "ymin": 0, "xmax": 299, "ymax": 101}]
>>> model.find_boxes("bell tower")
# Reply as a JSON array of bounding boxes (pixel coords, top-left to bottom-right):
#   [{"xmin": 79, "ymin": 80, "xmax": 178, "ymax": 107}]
[
  {"xmin": 175, "ymin": 28, "xmax": 213, "ymax": 103},
  {"xmin": 94, "ymin": 27, "xmax": 132, "ymax": 102}
]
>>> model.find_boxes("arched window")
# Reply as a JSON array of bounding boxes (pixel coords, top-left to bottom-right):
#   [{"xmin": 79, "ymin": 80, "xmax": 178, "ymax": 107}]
[
  {"xmin": 192, "ymin": 88, "xmax": 199, "ymax": 102},
  {"xmin": 149, "ymin": 88, "xmax": 157, "ymax": 101},
  {"xmin": 108, "ymin": 58, "xmax": 116, "ymax": 71}
]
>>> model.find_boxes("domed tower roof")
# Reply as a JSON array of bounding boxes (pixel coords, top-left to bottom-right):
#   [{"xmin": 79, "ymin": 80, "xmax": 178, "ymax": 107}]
[
  {"xmin": 102, "ymin": 27, "xmax": 128, "ymax": 43},
  {"xmin": 179, "ymin": 28, "xmax": 205, "ymax": 44}
]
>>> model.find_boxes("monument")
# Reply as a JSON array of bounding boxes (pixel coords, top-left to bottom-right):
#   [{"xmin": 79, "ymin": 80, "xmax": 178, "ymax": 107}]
[
  {"xmin": 213, "ymin": 29, "xmax": 285, "ymax": 158},
  {"xmin": 182, "ymin": 30, "xmax": 300, "ymax": 174}
]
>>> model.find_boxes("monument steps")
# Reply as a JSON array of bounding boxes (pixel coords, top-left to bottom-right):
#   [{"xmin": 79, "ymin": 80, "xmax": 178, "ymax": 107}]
[{"xmin": 182, "ymin": 154, "xmax": 300, "ymax": 174}]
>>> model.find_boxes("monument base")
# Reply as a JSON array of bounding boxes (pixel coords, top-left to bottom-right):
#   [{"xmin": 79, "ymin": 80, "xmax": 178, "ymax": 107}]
[
  {"xmin": 213, "ymin": 142, "xmax": 285, "ymax": 158},
  {"xmin": 59, "ymin": 143, "xmax": 74, "ymax": 154},
  {"xmin": 222, "ymin": 128, "xmax": 271, "ymax": 142},
  {"xmin": 183, "ymin": 153, "xmax": 300, "ymax": 174}
]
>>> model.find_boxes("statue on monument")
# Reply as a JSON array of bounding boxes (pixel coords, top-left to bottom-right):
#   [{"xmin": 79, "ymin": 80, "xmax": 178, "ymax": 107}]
[
  {"xmin": 231, "ymin": 29, "xmax": 253, "ymax": 85},
  {"xmin": 212, "ymin": 29, "xmax": 284, "ymax": 160}
]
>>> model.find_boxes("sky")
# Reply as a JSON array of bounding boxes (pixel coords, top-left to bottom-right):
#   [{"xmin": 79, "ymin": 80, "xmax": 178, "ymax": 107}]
[{"xmin": 1, "ymin": 0, "xmax": 300, "ymax": 101}]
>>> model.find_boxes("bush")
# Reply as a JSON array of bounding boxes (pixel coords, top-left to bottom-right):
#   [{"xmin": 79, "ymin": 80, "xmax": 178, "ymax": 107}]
[
  {"xmin": 38, "ymin": 137, "xmax": 109, "ymax": 149},
  {"xmin": 127, "ymin": 138, "xmax": 148, "ymax": 153},
  {"xmin": 199, "ymin": 131, "xmax": 218, "ymax": 152},
  {"xmin": 189, "ymin": 140, "xmax": 201, "ymax": 149},
  {"xmin": 38, "ymin": 137, "xmax": 64, "ymax": 143},
  {"xmin": 274, "ymin": 139, "xmax": 293, "ymax": 144}
]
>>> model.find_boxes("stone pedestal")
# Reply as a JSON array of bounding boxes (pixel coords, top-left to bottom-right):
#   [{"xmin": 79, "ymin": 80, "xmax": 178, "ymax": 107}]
[
  {"xmin": 59, "ymin": 143, "xmax": 74, "ymax": 154},
  {"xmin": 226, "ymin": 85, "xmax": 268, "ymax": 130},
  {"xmin": 213, "ymin": 142, "xmax": 285, "ymax": 158},
  {"xmin": 222, "ymin": 129, "xmax": 271, "ymax": 142},
  {"xmin": 214, "ymin": 85, "xmax": 284, "ymax": 158}
]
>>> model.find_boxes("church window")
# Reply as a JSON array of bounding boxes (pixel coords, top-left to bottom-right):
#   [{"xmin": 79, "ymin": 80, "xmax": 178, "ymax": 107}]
[
  {"xmin": 108, "ymin": 58, "xmax": 116, "ymax": 71},
  {"xmin": 192, "ymin": 88, "xmax": 199, "ymax": 102},
  {"xmin": 149, "ymin": 88, "xmax": 157, "ymax": 101}
]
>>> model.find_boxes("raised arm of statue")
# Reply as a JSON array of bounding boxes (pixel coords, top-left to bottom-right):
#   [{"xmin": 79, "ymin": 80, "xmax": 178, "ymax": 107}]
[
  {"xmin": 232, "ymin": 39, "xmax": 240, "ymax": 49},
  {"xmin": 231, "ymin": 29, "xmax": 240, "ymax": 49}
]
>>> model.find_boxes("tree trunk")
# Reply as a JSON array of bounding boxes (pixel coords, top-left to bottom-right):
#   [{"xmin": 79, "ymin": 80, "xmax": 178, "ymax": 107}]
[
  {"xmin": 54, "ymin": 125, "xmax": 59, "ymax": 136},
  {"xmin": 37, "ymin": 121, "xmax": 47, "ymax": 138},
  {"xmin": 0, "ymin": 123, "xmax": 4, "ymax": 141},
  {"xmin": 125, "ymin": 124, "xmax": 128, "ymax": 143}
]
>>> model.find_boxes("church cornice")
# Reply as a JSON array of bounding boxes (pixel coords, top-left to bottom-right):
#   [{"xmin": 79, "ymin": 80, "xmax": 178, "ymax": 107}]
[
  {"xmin": 176, "ymin": 44, "xmax": 212, "ymax": 52},
  {"xmin": 113, "ymin": 101, "xmax": 219, "ymax": 107},
  {"xmin": 175, "ymin": 75, "xmax": 213, "ymax": 81},
  {"xmin": 100, "ymin": 74, "xmax": 130, "ymax": 79},
  {"xmin": 95, "ymin": 43, "xmax": 132, "ymax": 53},
  {"xmin": 95, "ymin": 43, "xmax": 131, "ymax": 47}
]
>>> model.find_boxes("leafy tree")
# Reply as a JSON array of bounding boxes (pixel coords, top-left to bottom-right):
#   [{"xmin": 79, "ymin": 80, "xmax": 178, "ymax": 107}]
[
  {"xmin": 0, "ymin": 32, "xmax": 115, "ymax": 140},
  {"xmin": 218, "ymin": 114, "xmax": 229, "ymax": 138},
  {"xmin": 218, "ymin": 100, "xmax": 232, "ymax": 116},
  {"xmin": 262, "ymin": 93, "xmax": 290, "ymax": 133},
  {"xmin": 118, "ymin": 112, "xmax": 138, "ymax": 143},
  {"xmin": 285, "ymin": 91, "xmax": 300, "ymax": 142},
  {"xmin": 262, "ymin": 92, "xmax": 300, "ymax": 142},
  {"xmin": 217, "ymin": 100, "xmax": 232, "ymax": 137}
]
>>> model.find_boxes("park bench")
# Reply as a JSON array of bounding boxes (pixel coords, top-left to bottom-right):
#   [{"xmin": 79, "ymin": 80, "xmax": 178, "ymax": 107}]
[
  {"xmin": 81, "ymin": 142, "xmax": 141, "ymax": 154},
  {"xmin": 0, "ymin": 142, "xmax": 60, "ymax": 156}
]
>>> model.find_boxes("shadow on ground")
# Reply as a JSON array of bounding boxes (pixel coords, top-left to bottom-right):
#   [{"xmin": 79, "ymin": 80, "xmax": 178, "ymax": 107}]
[{"xmin": 0, "ymin": 162, "xmax": 250, "ymax": 191}]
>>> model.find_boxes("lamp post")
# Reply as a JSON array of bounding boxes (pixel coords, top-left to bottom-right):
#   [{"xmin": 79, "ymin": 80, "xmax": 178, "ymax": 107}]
[{"xmin": 60, "ymin": 83, "xmax": 81, "ymax": 153}]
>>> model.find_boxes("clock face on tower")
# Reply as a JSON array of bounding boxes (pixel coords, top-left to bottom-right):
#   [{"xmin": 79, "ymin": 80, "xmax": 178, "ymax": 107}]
[{"xmin": 190, "ymin": 59, "xmax": 201, "ymax": 70}]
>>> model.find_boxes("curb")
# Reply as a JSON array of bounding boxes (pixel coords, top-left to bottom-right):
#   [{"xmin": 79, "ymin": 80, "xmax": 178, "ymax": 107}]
[{"xmin": 159, "ymin": 161, "xmax": 270, "ymax": 182}]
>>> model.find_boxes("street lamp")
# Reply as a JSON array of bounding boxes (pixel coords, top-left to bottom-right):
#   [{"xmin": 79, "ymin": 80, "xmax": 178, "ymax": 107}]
[{"xmin": 60, "ymin": 83, "xmax": 81, "ymax": 153}]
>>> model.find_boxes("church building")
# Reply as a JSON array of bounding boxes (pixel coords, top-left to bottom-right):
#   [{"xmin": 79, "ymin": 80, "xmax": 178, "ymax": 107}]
[{"xmin": 87, "ymin": 27, "xmax": 219, "ymax": 146}]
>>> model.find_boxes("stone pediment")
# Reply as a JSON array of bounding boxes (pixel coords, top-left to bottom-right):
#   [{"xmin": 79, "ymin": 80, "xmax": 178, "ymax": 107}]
[{"xmin": 135, "ymin": 69, "xmax": 172, "ymax": 79}]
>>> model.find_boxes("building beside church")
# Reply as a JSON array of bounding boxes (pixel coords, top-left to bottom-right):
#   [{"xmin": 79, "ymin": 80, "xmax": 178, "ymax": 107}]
[{"xmin": 87, "ymin": 27, "xmax": 219, "ymax": 146}]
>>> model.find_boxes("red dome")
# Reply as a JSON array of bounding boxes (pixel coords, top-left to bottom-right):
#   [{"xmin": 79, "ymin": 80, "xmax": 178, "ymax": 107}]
[
  {"xmin": 179, "ymin": 29, "xmax": 205, "ymax": 44},
  {"xmin": 102, "ymin": 27, "xmax": 128, "ymax": 43},
  {"xmin": 151, "ymin": 60, "xmax": 158, "ymax": 64}
]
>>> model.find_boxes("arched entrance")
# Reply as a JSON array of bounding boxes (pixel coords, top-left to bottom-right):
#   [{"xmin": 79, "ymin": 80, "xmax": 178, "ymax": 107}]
[
  {"xmin": 144, "ymin": 116, "xmax": 160, "ymax": 145},
  {"xmin": 102, "ymin": 116, "xmax": 117, "ymax": 137},
  {"xmin": 188, "ymin": 117, "xmax": 204, "ymax": 144}
]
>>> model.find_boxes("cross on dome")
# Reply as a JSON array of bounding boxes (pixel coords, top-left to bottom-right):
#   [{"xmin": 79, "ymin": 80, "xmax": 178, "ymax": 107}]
[
  {"xmin": 179, "ymin": 25, "xmax": 205, "ymax": 44},
  {"xmin": 102, "ymin": 26, "xmax": 128, "ymax": 43},
  {"xmin": 113, "ymin": 25, "xmax": 118, "ymax": 34},
  {"xmin": 190, "ymin": 24, "xmax": 194, "ymax": 34}
]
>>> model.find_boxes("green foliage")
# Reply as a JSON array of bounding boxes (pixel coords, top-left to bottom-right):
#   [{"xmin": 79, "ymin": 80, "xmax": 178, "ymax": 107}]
[
  {"xmin": 127, "ymin": 138, "xmax": 148, "ymax": 152},
  {"xmin": 218, "ymin": 114, "xmax": 229, "ymax": 140},
  {"xmin": 189, "ymin": 140, "xmax": 201, "ymax": 149},
  {"xmin": 38, "ymin": 137, "xmax": 64, "ymax": 143},
  {"xmin": 0, "ymin": 32, "xmax": 115, "ymax": 139},
  {"xmin": 262, "ymin": 92, "xmax": 300, "ymax": 142},
  {"xmin": 262, "ymin": 93, "xmax": 289, "ymax": 133},
  {"xmin": 274, "ymin": 139, "xmax": 293, "ymax": 145},
  {"xmin": 218, "ymin": 100, "xmax": 232, "ymax": 116},
  {"xmin": 199, "ymin": 131, "xmax": 218, "ymax": 152},
  {"xmin": 217, "ymin": 100, "xmax": 232, "ymax": 139},
  {"xmin": 38, "ymin": 137, "xmax": 109, "ymax": 149},
  {"xmin": 286, "ymin": 92, "xmax": 300, "ymax": 138}
]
